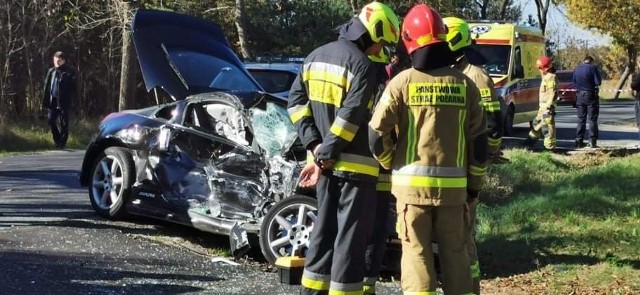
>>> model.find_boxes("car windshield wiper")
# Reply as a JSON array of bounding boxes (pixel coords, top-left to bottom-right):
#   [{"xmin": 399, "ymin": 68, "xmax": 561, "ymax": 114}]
[{"xmin": 160, "ymin": 43, "xmax": 189, "ymax": 91}]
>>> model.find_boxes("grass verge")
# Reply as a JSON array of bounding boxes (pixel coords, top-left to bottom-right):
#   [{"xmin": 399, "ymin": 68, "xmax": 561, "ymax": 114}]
[
  {"xmin": 0, "ymin": 116, "xmax": 98, "ymax": 155},
  {"xmin": 479, "ymin": 149, "xmax": 640, "ymax": 294}
]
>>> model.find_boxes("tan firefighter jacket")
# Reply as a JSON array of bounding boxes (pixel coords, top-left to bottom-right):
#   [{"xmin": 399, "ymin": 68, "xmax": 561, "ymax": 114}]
[
  {"xmin": 456, "ymin": 59, "xmax": 503, "ymax": 156},
  {"xmin": 369, "ymin": 67, "xmax": 488, "ymax": 206},
  {"xmin": 539, "ymin": 72, "xmax": 558, "ymax": 112}
]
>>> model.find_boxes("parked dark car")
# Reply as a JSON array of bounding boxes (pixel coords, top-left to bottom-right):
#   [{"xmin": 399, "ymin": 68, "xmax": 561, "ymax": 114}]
[
  {"xmin": 556, "ymin": 70, "xmax": 577, "ymax": 107},
  {"xmin": 244, "ymin": 60, "xmax": 301, "ymax": 100},
  {"xmin": 78, "ymin": 9, "xmax": 315, "ymax": 264}
]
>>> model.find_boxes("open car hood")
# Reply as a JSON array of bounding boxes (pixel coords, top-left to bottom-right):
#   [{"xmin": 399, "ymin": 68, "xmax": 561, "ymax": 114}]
[{"xmin": 132, "ymin": 9, "xmax": 262, "ymax": 100}]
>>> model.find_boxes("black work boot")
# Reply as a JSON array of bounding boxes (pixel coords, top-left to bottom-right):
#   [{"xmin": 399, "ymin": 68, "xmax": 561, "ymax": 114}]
[
  {"xmin": 588, "ymin": 139, "xmax": 597, "ymax": 148},
  {"xmin": 575, "ymin": 139, "xmax": 586, "ymax": 149}
]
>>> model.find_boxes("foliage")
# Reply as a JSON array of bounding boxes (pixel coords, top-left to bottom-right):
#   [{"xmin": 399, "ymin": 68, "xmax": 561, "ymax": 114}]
[
  {"xmin": 554, "ymin": 41, "xmax": 628, "ymax": 80},
  {"xmin": 561, "ymin": 0, "xmax": 640, "ymax": 48},
  {"xmin": 0, "ymin": 0, "xmax": 523, "ymax": 120}
]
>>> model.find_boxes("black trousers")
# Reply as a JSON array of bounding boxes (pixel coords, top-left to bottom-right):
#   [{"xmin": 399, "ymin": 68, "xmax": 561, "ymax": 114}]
[
  {"xmin": 301, "ymin": 172, "xmax": 376, "ymax": 295},
  {"xmin": 48, "ymin": 108, "xmax": 69, "ymax": 147},
  {"xmin": 635, "ymin": 100, "xmax": 640, "ymax": 140},
  {"xmin": 575, "ymin": 91, "xmax": 599, "ymax": 141},
  {"xmin": 363, "ymin": 191, "xmax": 392, "ymax": 290}
]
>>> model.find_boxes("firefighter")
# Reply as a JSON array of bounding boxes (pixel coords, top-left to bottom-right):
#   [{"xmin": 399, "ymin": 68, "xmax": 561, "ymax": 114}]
[
  {"xmin": 444, "ymin": 17, "xmax": 503, "ymax": 165},
  {"xmin": 443, "ymin": 16, "xmax": 501, "ymax": 294},
  {"xmin": 287, "ymin": 2, "xmax": 400, "ymax": 294},
  {"xmin": 368, "ymin": 4, "xmax": 488, "ymax": 295},
  {"xmin": 363, "ymin": 58, "xmax": 396, "ymax": 295},
  {"xmin": 524, "ymin": 56, "xmax": 558, "ymax": 150}
]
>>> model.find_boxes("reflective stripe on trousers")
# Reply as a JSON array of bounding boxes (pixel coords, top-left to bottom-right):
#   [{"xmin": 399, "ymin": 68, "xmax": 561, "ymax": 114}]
[
  {"xmin": 301, "ymin": 173, "xmax": 376, "ymax": 295},
  {"xmin": 396, "ymin": 201, "xmax": 472, "ymax": 295}
]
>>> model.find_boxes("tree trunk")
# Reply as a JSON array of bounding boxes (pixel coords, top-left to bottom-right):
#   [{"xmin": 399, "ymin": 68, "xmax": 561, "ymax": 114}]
[
  {"xmin": 475, "ymin": 0, "xmax": 489, "ymax": 19},
  {"xmin": 234, "ymin": 0, "xmax": 252, "ymax": 60},
  {"xmin": 350, "ymin": 0, "xmax": 358, "ymax": 15},
  {"xmin": 613, "ymin": 45, "xmax": 637, "ymax": 100},
  {"xmin": 534, "ymin": 0, "xmax": 549, "ymax": 35},
  {"xmin": 500, "ymin": 0, "xmax": 511, "ymax": 20},
  {"xmin": 117, "ymin": 0, "xmax": 136, "ymax": 112},
  {"xmin": 119, "ymin": 21, "xmax": 137, "ymax": 111}
]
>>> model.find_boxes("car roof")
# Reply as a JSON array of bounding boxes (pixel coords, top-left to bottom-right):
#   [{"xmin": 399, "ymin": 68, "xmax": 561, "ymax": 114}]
[{"xmin": 244, "ymin": 62, "xmax": 301, "ymax": 73}]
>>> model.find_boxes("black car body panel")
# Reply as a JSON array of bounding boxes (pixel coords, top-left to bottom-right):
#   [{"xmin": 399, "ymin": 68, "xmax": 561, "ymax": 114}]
[
  {"xmin": 80, "ymin": 10, "xmax": 310, "ymax": 260},
  {"xmin": 132, "ymin": 9, "xmax": 262, "ymax": 100}
]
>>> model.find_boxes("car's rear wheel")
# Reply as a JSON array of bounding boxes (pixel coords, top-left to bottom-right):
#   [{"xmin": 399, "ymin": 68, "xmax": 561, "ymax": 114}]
[
  {"xmin": 89, "ymin": 147, "xmax": 134, "ymax": 220},
  {"xmin": 259, "ymin": 195, "xmax": 317, "ymax": 264}
]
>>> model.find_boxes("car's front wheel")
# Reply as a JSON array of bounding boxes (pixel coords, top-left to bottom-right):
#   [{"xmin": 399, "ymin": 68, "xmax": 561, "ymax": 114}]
[
  {"xmin": 259, "ymin": 195, "xmax": 317, "ymax": 264},
  {"xmin": 89, "ymin": 147, "xmax": 134, "ymax": 220}
]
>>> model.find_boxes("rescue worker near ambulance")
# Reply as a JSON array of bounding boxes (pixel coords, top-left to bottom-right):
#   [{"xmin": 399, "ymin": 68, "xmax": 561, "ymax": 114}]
[
  {"xmin": 369, "ymin": 4, "xmax": 488, "ymax": 295},
  {"xmin": 524, "ymin": 56, "xmax": 558, "ymax": 150},
  {"xmin": 443, "ymin": 16, "xmax": 499, "ymax": 295},
  {"xmin": 287, "ymin": 2, "xmax": 400, "ymax": 294}
]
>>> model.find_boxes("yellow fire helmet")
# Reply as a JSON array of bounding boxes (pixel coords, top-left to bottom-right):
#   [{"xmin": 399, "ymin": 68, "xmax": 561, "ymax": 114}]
[
  {"xmin": 443, "ymin": 17, "xmax": 472, "ymax": 52},
  {"xmin": 359, "ymin": 1, "xmax": 400, "ymax": 62}
]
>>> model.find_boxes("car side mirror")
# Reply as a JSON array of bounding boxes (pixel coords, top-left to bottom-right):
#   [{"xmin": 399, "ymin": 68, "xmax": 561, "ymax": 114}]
[
  {"xmin": 513, "ymin": 65, "xmax": 525, "ymax": 79},
  {"xmin": 157, "ymin": 126, "xmax": 172, "ymax": 153}
]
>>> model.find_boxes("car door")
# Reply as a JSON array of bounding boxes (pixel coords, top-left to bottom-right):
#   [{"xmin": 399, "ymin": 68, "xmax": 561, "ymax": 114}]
[{"xmin": 154, "ymin": 97, "xmax": 268, "ymax": 219}]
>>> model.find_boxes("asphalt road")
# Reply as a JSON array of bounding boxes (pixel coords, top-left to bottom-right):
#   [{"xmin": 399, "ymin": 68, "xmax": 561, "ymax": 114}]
[
  {"xmin": 504, "ymin": 100, "xmax": 639, "ymax": 150},
  {"xmin": 0, "ymin": 152, "xmax": 307, "ymax": 294},
  {"xmin": 0, "ymin": 101, "xmax": 637, "ymax": 294}
]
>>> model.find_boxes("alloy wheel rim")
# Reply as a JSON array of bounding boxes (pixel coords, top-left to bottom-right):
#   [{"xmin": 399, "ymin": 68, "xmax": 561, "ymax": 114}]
[
  {"xmin": 267, "ymin": 203, "xmax": 317, "ymax": 259},
  {"xmin": 91, "ymin": 155, "xmax": 124, "ymax": 210}
]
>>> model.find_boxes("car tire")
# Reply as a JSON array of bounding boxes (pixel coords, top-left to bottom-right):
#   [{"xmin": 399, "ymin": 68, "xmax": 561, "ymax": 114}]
[
  {"xmin": 259, "ymin": 195, "xmax": 317, "ymax": 264},
  {"xmin": 503, "ymin": 104, "xmax": 515, "ymax": 136},
  {"xmin": 88, "ymin": 147, "xmax": 135, "ymax": 220}
]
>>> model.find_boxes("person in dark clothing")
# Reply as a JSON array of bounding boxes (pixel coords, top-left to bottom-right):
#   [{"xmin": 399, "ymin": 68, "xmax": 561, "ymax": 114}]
[
  {"xmin": 630, "ymin": 56, "xmax": 640, "ymax": 142},
  {"xmin": 573, "ymin": 55, "xmax": 602, "ymax": 148},
  {"xmin": 385, "ymin": 52, "xmax": 401, "ymax": 81},
  {"xmin": 43, "ymin": 51, "xmax": 77, "ymax": 149}
]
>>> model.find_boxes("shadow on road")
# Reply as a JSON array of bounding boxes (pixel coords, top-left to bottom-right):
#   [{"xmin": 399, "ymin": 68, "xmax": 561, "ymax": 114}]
[{"xmin": 0, "ymin": 250, "xmax": 220, "ymax": 293}]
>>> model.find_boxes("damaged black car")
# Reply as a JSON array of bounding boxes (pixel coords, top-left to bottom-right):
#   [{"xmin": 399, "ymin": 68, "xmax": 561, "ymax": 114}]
[{"xmin": 78, "ymin": 9, "xmax": 316, "ymax": 264}]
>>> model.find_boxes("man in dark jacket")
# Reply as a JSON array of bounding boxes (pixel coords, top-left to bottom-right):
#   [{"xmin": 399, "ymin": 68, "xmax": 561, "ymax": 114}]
[
  {"xmin": 573, "ymin": 55, "xmax": 602, "ymax": 148},
  {"xmin": 630, "ymin": 56, "xmax": 640, "ymax": 142},
  {"xmin": 43, "ymin": 51, "xmax": 77, "ymax": 149}
]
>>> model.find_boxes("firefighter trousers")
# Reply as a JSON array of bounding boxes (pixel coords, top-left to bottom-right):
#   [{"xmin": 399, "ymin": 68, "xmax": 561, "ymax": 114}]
[
  {"xmin": 396, "ymin": 201, "xmax": 472, "ymax": 295},
  {"xmin": 301, "ymin": 172, "xmax": 376, "ymax": 295},
  {"xmin": 363, "ymin": 191, "xmax": 393, "ymax": 294},
  {"xmin": 528, "ymin": 112, "xmax": 556, "ymax": 149},
  {"xmin": 466, "ymin": 198, "xmax": 480, "ymax": 295}
]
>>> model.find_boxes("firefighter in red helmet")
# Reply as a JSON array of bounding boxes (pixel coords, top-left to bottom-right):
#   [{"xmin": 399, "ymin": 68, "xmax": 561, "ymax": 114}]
[
  {"xmin": 524, "ymin": 56, "xmax": 558, "ymax": 150},
  {"xmin": 368, "ymin": 4, "xmax": 487, "ymax": 294}
]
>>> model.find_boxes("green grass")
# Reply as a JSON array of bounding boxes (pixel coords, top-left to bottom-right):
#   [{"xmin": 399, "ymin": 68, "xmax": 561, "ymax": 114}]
[
  {"xmin": 479, "ymin": 149, "xmax": 640, "ymax": 293},
  {"xmin": 0, "ymin": 117, "xmax": 99, "ymax": 154}
]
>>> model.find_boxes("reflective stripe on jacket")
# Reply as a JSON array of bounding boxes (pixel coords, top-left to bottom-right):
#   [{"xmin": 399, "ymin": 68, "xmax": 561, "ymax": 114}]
[
  {"xmin": 459, "ymin": 60, "xmax": 503, "ymax": 156},
  {"xmin": 540, "ymin": 72, "xmax": 558, "ymax": 109},
  {"xmin": 288, "ymin": 39, "xmax": 379, "ymax": 182},
  {"xmin": 369, "ymin": 67, "xmax": 488, "ymax": 206}
]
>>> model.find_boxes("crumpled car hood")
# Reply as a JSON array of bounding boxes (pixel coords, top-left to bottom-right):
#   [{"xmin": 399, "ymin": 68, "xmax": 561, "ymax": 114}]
[{"xmin": 132, "ymin": 9, "xmax": 262, "ymax": 100}]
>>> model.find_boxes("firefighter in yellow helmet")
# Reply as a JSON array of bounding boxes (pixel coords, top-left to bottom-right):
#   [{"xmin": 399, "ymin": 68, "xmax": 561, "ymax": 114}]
[
  {"xmin": 444, "ymin": 16, "xmax": 503, "ymax": 164},
  {"xmin": 443, "ymin": 16, "xmax": 500, "ymax": 294},
  {"xmin": 369, "ymin": 4, "xmax": 488, "ymax": 295},
  {"xmin": 363, "ymin": 51, "xmax": 400, "ymax": 295},
  {"xmin": 287, "ymin": 2, "xmax": 400, "ymax": 294},
  {"xmin": 524, "ymin": 56, "xmax": 558, "ymax": 150}
]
